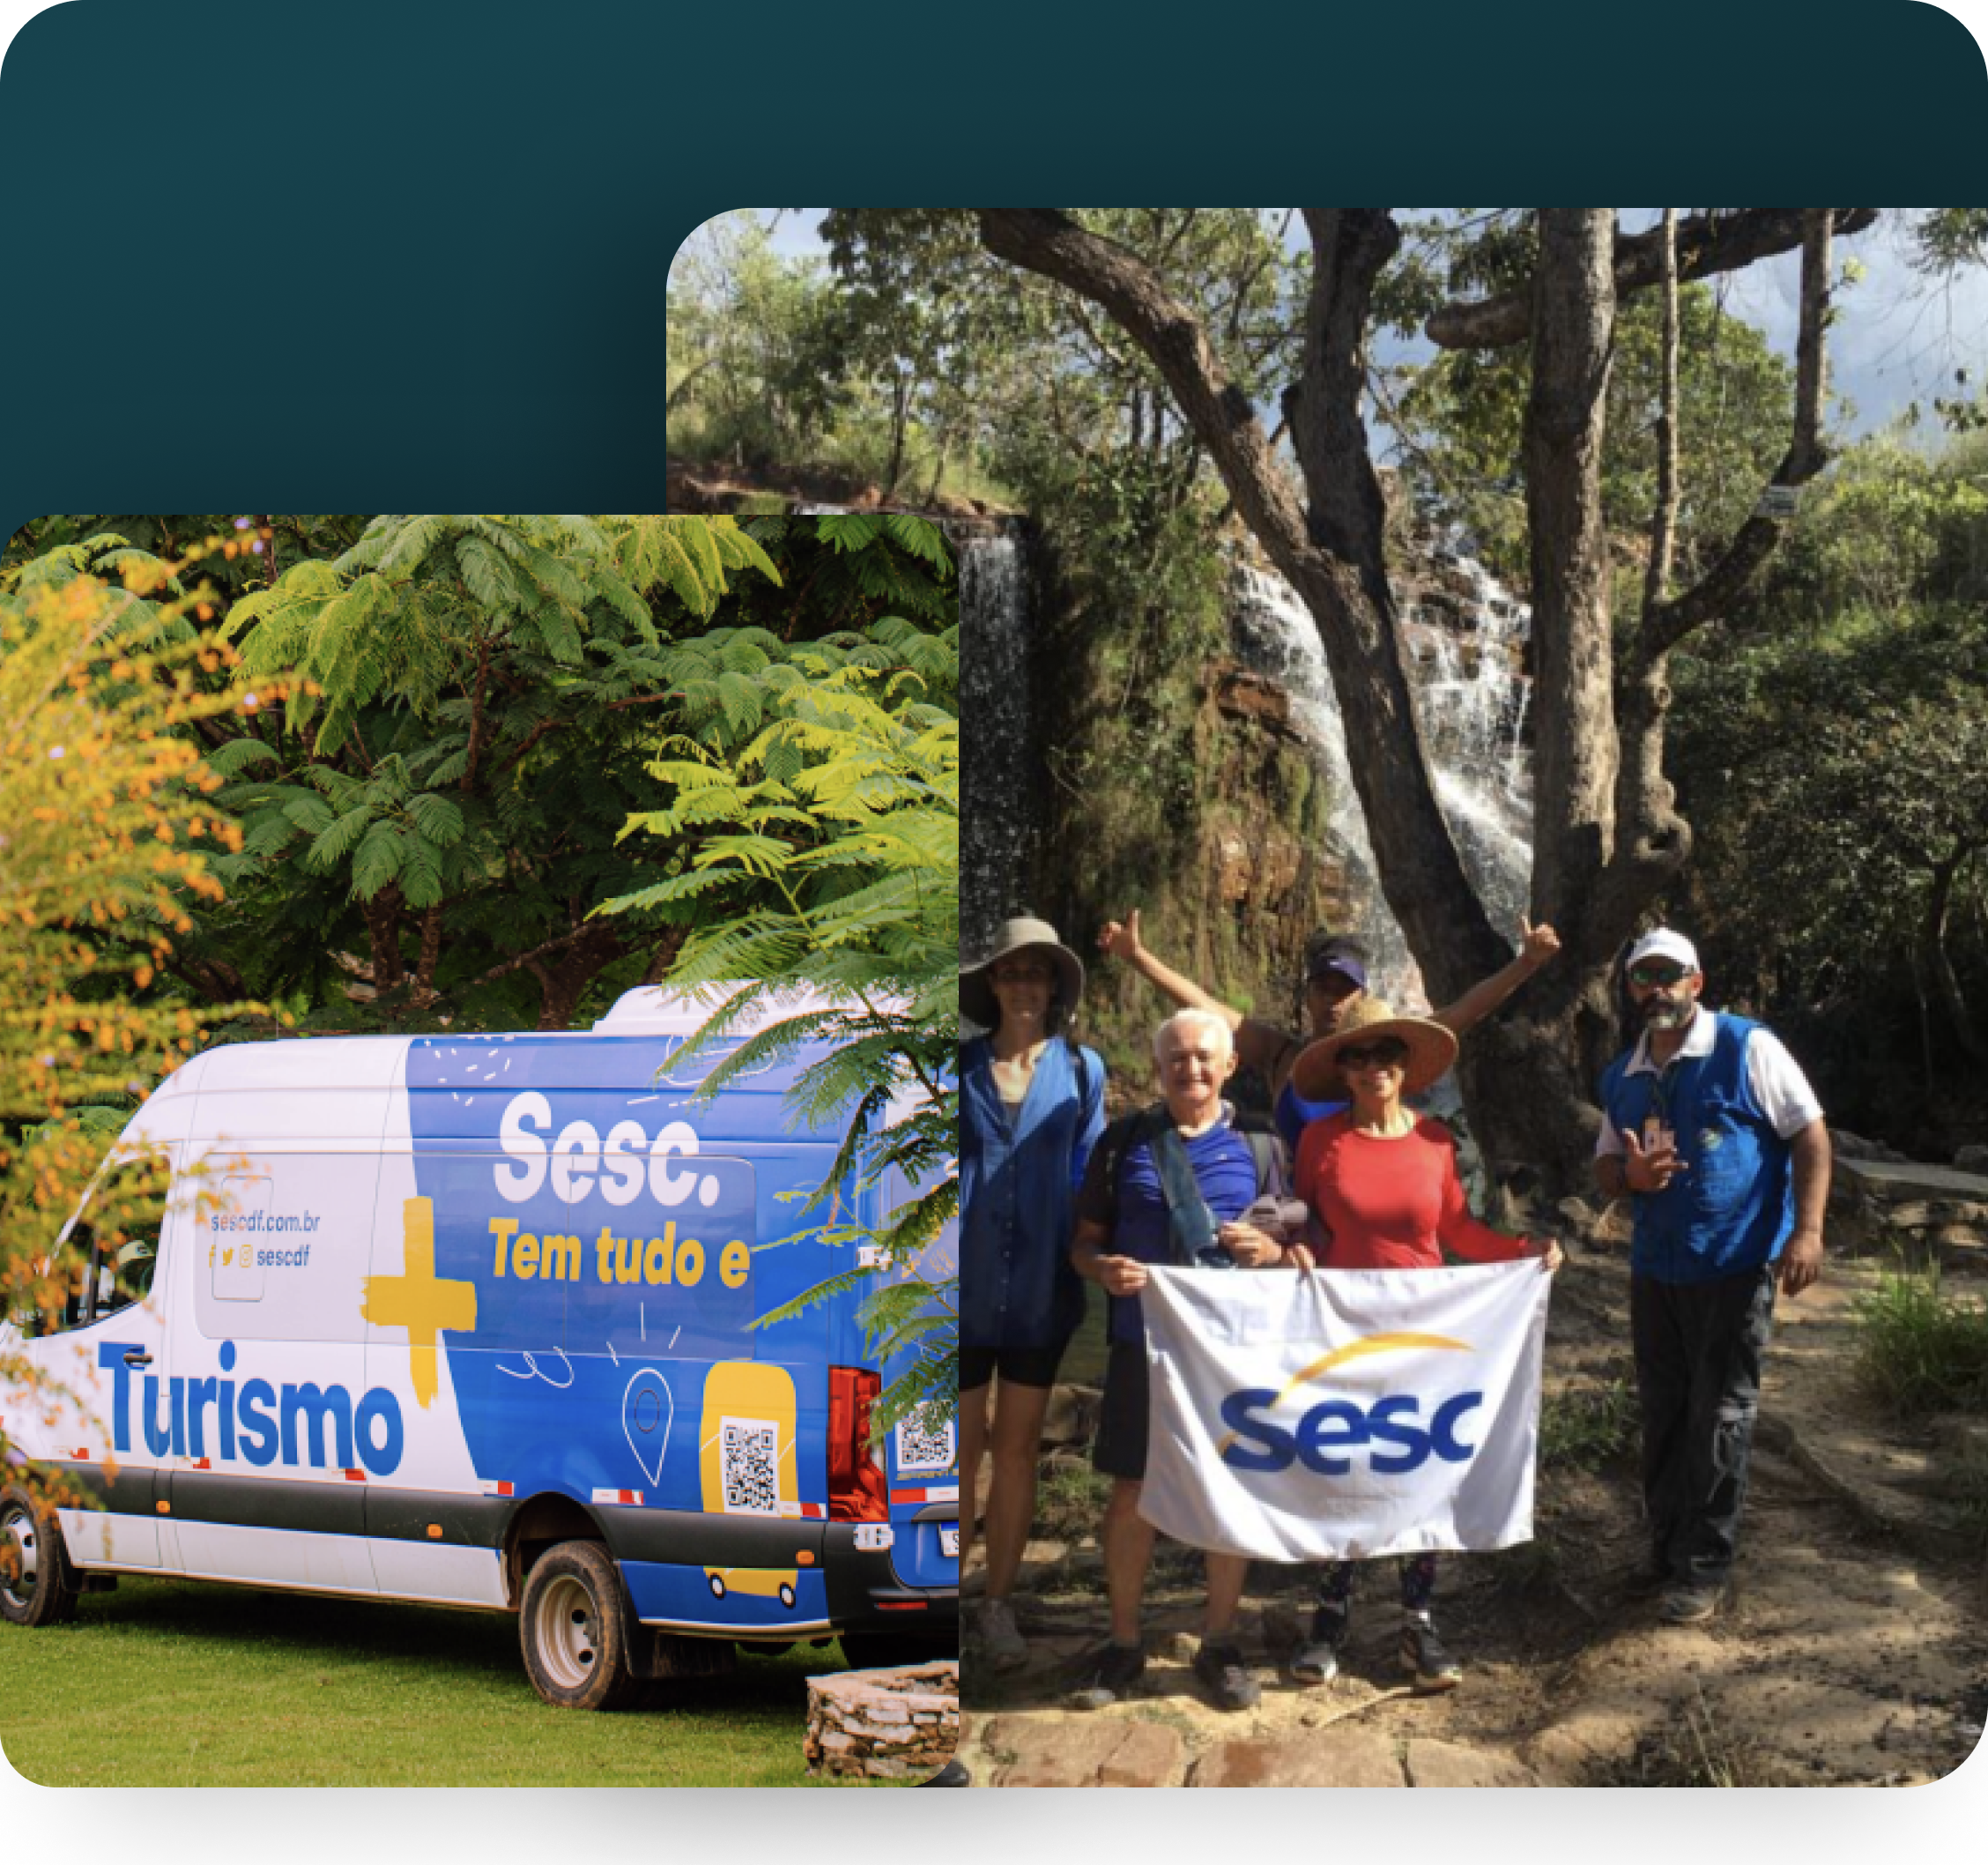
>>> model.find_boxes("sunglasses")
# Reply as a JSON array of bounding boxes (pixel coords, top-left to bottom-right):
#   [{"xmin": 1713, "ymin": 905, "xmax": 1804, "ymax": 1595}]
[
  {"xmin": 1338, "ymin": 1041, "xmax": 1408, "ymax": 1070},
  {"xmin": 1628, "ymin": 962, "xmax": 1692, "ymax": 988}
]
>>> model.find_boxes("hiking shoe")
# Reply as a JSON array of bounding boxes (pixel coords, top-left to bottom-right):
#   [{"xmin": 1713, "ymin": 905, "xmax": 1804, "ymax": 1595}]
[
  {"xmin": 1290, "ymin": 1601, "xmax": 1351, "ymax": 1685},
  {"xmin": 1399, "ymin": 1617, "xmax": 1464, "ymax": 1692},
  {"xmin": 1659, "ymin": 1582, "xmax": 1726, "ymax": 1625},
  {"xmin": 1066, "ymin": 1641, "xmax": 1146, "ymax": 1710},
  {"xmin": 1192, "ymin": 1639, "xmax": 1263, "ymax": 1713},
  {"xmin": 978, "ymin": 1598, "xmax": 1029, "ymax": 1672}
]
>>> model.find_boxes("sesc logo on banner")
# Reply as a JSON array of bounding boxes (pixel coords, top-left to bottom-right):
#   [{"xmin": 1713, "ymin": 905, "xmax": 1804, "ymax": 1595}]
[{"xmin": 1139, "ymin": 1266, "xmax": 1548, "ymax": 1564}]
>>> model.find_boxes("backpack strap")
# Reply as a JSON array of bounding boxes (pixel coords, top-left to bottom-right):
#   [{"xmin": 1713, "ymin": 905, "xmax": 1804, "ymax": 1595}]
[
  {"xmin": 1099, "ymin": 1104, "xmax": 1162, "ymax": 1211},
  {"xmin": 1148, "ymin": 1122, "xmax": 1224, "ymax": 1267},
  {"xmin": 1230, "ymin": 1110, "xmax": 1291, "ymax": 1200}
]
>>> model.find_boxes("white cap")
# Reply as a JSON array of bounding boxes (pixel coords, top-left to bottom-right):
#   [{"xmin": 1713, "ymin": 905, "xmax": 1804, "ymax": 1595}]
[{"xmin": 1626, "ymin": 928, "xmax": 1700, "ymax": 973}]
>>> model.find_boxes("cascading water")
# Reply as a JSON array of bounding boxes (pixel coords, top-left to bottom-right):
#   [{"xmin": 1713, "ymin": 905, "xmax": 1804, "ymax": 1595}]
[
  {"xmin": 956, "ymin": 531, "xmax": 1033, "ymax": 969},
  {"xmin": 1228, "ymin": 539, "xmax": 1535, "ymax": 1013}
]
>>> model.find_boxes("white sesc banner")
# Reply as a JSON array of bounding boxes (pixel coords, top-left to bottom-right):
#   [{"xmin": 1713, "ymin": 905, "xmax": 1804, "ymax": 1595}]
[{"xmin": 1138, "ymin": 1260, "xmax": 1550, "ymax": 1562}]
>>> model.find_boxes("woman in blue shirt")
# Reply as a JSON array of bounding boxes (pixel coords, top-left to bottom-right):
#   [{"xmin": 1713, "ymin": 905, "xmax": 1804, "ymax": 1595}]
[{"xmin": 960, "ymin": 917, "xmax": 1106, "ymax": 1673}]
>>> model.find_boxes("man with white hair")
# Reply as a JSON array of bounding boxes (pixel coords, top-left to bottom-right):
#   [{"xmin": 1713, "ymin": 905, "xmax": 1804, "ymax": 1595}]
[
  {"xmin": 1064, "ymin": 1008, "xmax": 1299, "ymax": 1713},
  {"xmin": 1594, "ymin": 929, "xmax": 1831, "ymax": 1625}
]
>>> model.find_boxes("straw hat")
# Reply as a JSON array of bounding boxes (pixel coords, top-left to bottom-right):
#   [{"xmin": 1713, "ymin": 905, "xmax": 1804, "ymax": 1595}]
[
  {"xmin": 1290, "ymin": 994, "xmax": 1458, "ymax": 1100},
  {"xmin": 959, "ymin": 917, "xmax": 1086, "ymax": 1029}
]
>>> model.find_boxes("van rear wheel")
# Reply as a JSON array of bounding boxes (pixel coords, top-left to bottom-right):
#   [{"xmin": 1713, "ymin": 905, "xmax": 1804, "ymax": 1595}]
[
  {"xmin": 520, "ymin": 1541, "xmax": 640, "ymax": 1711},
  {"xmin": 0, "ymin": 1486, "xmax": 80, "ymax": 1629}
]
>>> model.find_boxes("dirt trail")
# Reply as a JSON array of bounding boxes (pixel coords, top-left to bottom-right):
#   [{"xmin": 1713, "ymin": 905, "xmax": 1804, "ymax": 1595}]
[{"xmin": 957, "ymin": 1250, "xmax": 1988, "ymax": 1787}]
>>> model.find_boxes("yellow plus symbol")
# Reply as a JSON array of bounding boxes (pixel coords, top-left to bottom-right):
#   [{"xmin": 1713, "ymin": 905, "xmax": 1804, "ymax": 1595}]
[{"xmin": 362, "ymin": 1198, "xmax": 477, "ymax": 1410}]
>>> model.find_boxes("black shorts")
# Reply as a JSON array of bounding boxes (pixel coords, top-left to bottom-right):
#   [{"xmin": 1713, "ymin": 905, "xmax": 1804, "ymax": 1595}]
[
  {"xmin": 960, "ymin": 1342, "xmax": 1066, "ymax": 1392},
  {"xmin": 1092, "ymin": 1340, "xmax": 1150, "ymax": 1482}
]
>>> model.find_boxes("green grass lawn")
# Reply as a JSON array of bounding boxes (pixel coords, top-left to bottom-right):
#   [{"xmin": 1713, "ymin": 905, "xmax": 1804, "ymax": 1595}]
[{"xmin": 0, "ymin": 1577, "xmax": 892, "ymax": 1787}]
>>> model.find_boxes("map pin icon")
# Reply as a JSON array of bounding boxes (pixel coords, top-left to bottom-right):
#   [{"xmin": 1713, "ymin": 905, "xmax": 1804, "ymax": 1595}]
[{"xmin": 621, "ymin": 1368, "xmax": 674, "ymax": 1489}]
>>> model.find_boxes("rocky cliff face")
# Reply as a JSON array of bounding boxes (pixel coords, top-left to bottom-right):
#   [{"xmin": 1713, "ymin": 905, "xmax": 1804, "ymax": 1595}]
[{"xmin": 1012, "ymin": 536, "xmax": 1355, "ymax": 1108}]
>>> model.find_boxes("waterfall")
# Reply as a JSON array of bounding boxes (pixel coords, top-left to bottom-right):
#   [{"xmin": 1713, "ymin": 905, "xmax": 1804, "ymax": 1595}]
[
  {"xmin": 1228, "ymin": 545, "xmax": 1535, "ymax": 1014},
  {"xmin": 956, "ymin": 531, "xmax": 1033, "ymax": 968}
]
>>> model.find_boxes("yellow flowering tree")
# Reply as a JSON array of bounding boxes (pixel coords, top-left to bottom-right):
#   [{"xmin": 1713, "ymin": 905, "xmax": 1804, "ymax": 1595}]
[{"xmin": 0, "ymin": 542, "xmax": 271, "ymax": 1527}]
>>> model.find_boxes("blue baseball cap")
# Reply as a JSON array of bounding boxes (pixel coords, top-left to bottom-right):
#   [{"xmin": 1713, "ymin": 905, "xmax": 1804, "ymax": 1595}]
[{"xmin": 1306, "ymin": 944, "xmax": 1368, "ymax": 992}]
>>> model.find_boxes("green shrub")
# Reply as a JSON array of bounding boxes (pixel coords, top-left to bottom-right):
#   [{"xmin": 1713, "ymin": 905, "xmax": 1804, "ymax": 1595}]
[
  {"xmin": 1539, "ymin": 1378, "xmax": 1639, "ymax": 1470},
  {"xmin": 1851, "ymin": 1269, "xmax": 1988, "ymax": 1418},
  {"xmin": 1033, "ymin": 1460, "xmax": 1112, "ymax": 1542}
]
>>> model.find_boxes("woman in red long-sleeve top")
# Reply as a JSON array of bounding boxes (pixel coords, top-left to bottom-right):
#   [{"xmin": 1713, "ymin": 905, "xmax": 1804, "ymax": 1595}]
[{"xmin": 1287, "ymin": 997, "xmax": 1561, "ymax": 1694}]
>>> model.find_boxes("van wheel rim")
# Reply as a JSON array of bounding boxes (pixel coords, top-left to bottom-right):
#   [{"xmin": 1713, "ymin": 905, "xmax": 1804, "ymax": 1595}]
[
  {"xmin": 0, "ymin": 1505, "xmax": 36, "ymax": 1609},
  {"xmin": 534, "ymin": 1575, "xmax": 601, "ymax": 1690}
]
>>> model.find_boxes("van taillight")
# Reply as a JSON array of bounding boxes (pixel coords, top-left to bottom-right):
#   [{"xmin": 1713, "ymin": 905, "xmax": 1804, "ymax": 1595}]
[{"xmin": 827, "ymin": 1365, "xmax": 888, "ymax": 1523}]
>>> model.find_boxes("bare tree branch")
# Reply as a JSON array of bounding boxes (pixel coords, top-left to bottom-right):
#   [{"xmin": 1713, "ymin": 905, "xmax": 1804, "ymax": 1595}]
[
  {"xmin": 1426, "ymin": 207, "xmax": 1876, "ymax": 350},
  {"xmin": 1643, "ymin": 209, "xmax": 1682, "ymax": 616},
  {"xmin": 1644, "ymin": 209, "xmax": 1835, "ymax": 654},
  {"xmin": 975, "ymin": 211, "xmax": 1315, "ymax": 567}
]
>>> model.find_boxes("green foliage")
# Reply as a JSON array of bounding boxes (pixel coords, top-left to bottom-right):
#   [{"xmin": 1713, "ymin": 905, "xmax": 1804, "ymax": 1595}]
[
  {"xmin": 1911, "ymin": 208, "xmax": 1988, "ymax": 275},
  {"xmin": 597, "ymin": 612, "xmax": 959, "ymax": 1435},
  {"xmin": 1728, "ymin": 435, "xmax": 1988, "ymax": 629},
  {"xmin": 667, "ymin": 214, "xmax": 856, "ymax": 473},
  {"xmin": 1390, "ymin": 265, "xmax": 1794, "ymax": 583},
  {"xmin": 1852, "ymin": 1268, "xmax": 1988, "ymax": 1419},
  {"xmin": 1662, "ymin": 426, "xmax": 1988, "ymax": 1143},
  {"xmin": 1667, "ymin": 601, "xmax": 1988, "ymax": 1134},
  {"xmin": 1032, "ymin": 1459, "xmax": 1112, "ymax": 1542}
]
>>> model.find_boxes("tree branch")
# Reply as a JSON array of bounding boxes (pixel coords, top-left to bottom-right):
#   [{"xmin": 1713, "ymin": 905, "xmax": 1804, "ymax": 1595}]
[
  {"xmin": 1642, "ymin": 209, "xmax": 1682, "ymax": 616},
  {"xmin": 1425, "ymin": 207, "xmax": 1877, "ymax": 350},
  {"xmin": 1643, "ymin": 208, "xmax": 1834, "ymax": 655},
  {"xmin": 975, "ymin": 211, "xmax": 1316, "ymax": 568}
]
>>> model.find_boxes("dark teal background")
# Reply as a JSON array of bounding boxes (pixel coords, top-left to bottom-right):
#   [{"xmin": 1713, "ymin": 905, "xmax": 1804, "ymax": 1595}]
[{"xmin": 1, "ymin": 0, "xmax": 1984, "ymax": 534}]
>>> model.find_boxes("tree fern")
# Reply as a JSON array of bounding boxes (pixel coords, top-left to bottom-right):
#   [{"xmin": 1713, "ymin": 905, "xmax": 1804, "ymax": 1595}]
[{"xmin": 595, "ymin": 639, "xmax": 958, "ymax": 1432}]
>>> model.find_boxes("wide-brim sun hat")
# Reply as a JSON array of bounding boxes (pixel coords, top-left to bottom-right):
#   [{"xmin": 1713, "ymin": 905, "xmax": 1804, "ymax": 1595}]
[
  {"xmin": 960, "ymin": 917, "xmax": 1086, "ymax": 1028},
  {"xmin": 1291, "ymin": 994, "xmax": 1458, "ymax": 1100}
]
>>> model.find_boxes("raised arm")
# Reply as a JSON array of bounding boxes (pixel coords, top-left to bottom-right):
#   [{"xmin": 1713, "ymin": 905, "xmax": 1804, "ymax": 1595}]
[
  {"xmin": 1431, "ymin": 918, "xmax": 1561, "ymax": 1037},
  {"xmin": 1096, "ymin": 910, "xmax": 1295, "ymax": 1077},
  {"xmin": 1097, "ymin": 909, "xmax": 1242, "ymax": 1031}
]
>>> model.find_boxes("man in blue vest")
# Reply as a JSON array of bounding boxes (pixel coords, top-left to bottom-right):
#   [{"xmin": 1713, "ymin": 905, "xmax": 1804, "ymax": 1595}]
[{"xmin": 1594, "ymin": 929, "xmax": 1830, "ymax": 1625}]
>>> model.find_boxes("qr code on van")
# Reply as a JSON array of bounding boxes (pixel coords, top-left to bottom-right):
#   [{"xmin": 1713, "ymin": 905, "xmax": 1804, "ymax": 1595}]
[
  {"xmin": 721, "ymin": 1418, "xmax": 780, "ymax": 1514},
  {"xmin": 894, "ymin": 1408, "xmax": 956, "ymax": 1478}
]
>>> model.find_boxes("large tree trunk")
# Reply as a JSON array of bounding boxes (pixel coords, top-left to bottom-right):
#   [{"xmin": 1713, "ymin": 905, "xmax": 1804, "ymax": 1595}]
[
  {"xmin": 362, "ymin": 885, "xmax": 406, "ymax": 992},
  {"xmin": 1465, "ymin": 209, "xmax": 1626, "ymax": 1191},
  {"xmin": 1523, "ymin": 210, "xmax": 1620, "ymax": 935},
  {"xmin": 526, "ymin": 921, "xmax": 627, "ymax": 1030}
]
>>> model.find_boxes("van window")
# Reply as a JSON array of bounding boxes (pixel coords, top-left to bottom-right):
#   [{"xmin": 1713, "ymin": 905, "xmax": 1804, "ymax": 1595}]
[{"xmin": 13, "ymin": 1154, "xmax": 169, "ymax": 1336}]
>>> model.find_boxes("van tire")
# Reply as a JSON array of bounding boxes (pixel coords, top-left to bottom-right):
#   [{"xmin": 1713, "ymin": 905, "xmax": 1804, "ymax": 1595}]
[
  {"xmin": 520, "ymin": 1541, "xmax": 640, "ymax": 1712},
  {"xmin": 0, "ymin": 1486, "xmax": 81, "ymax": 1629}
]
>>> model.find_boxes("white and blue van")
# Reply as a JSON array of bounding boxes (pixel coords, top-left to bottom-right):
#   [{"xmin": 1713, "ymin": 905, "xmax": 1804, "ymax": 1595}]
[{"xmin": 0, "ymin": 987, "xmax": 958, "ymax": 1708}]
